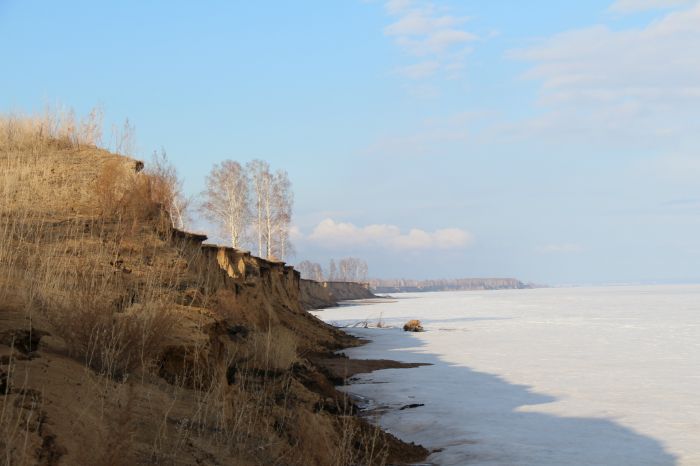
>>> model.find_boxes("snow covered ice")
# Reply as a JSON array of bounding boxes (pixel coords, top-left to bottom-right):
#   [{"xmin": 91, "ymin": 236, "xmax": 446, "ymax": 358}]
[{"xmin": 312, "ymin": 285, "xmax": 700, "ymax": 465}]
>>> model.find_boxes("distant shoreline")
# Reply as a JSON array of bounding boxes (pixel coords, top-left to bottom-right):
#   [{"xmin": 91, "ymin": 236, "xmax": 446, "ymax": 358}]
[{"xmin": 370, "ymin": 277, "xmax": 535, "ymax": 294}]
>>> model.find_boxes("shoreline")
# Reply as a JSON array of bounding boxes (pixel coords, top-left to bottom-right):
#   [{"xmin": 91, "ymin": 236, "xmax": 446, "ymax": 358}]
[
  {"xmin": 306, "ymin": 344, "xmax": 432, "ymax": 464},
  {"xmin": 310, "ymin": 297, "xmax": 437, "ymax": 464},
  {"xmin": 302, "ymin": 291, "xmax": 433, "ymax": 464}
]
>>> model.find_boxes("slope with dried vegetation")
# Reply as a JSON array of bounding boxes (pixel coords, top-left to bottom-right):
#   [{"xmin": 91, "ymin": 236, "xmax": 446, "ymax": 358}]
[{"xmin": 0, "ymin": 113, "xmax": 427, "ymax": 465}]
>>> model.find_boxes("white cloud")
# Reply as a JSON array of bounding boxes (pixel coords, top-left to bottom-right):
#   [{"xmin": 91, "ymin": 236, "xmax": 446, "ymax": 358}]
[
  {"xmin": 307, "ymin": 218, "xmax": 473, "ymax": 250},
  {"xmin": 385, "ymin": 9, "xmax": 462, "ymax": 36},
  {"xmin": 609, "ymin": 0, "xmax": 695, "ymax": 13},
  {"xmin": 536, "ymin": 243, "xmax": 584, "ymax": 254},
  {"xmin": 509, "ymin": 4, "xmax": 700, "ymax": 145},
  {"xmin": 514, "ymin": 5, "xmax": 700, "ymax": 106},
  {"xmin": 385, "ymin": 0, "xmax": 413, "ymax": 15},
  {"xmin": 382, "ymin": 1, "xmax": 477, "ymax": 80}
]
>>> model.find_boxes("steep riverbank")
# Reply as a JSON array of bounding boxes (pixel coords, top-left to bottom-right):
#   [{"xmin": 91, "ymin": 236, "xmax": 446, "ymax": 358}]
[
  {"xmin": 0, "ymin": 137, "xmax": 427, "ymax": 465},
  {"xmin": 300, "ymin": 279, "xmax": 378, "ymax": 310}
]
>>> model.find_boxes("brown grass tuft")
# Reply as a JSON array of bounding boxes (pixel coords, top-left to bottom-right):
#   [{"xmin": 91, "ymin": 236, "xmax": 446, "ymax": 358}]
[{"xmin": 246, "ymin": 327, "xmax": 298, "ymax": 372}]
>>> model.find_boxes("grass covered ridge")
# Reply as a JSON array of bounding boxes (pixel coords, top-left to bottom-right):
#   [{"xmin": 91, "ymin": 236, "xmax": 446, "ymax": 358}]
[{"xmin": 0, "ymin": 112, "xmax": 427, "ymax": 465}]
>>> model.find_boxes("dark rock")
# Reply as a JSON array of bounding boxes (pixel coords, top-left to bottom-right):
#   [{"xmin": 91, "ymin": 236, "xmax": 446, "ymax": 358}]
[
  {"xmin": 226, "ymin": 365, "xmax": 237, "ymax": 385},
  {"xmin": 0, "ymin": 329, "xmax": 47, "ymax": 354},
  {"xmin": 399, "ymin": 403, "xmax": 424, "ymax": 410}
]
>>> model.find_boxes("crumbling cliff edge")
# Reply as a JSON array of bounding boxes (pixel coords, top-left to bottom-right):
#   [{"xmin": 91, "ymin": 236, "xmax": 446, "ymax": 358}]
[
  {"xmin": 300, "ymin": 279, "xmax": 378, "ymax": 310},
  {"xmin": 0, "ymin": 140, "xmax": 427, "ymax": 465}
]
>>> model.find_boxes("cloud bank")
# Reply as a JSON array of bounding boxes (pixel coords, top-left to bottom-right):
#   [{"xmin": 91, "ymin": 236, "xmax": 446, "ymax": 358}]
[
  {"xmin": 508, "ymin": 3, "xmax": 700, "ymax": 145},
  {"xmin": 307, "ymin": 218, "xmax": 473, "ymax": 250},
  {"xmin": 514, "ymin": 4, "xmax": 700, "ymax": 106}
]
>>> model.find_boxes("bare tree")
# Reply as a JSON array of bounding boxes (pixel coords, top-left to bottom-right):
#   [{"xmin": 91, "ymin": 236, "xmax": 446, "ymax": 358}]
[
  {"xmin": 200, "ymin": 160, "xmax": 250, "ymax": 248},
  {"xmin": 297, "ymin": 261, "xmax": 314, "ymax": 280},
  {"xmin": 297, "ymin": 260, "xmax": 324, "ymax": 281},
  {"xmin": 312, "ymin": 262, "xmax": 324, "ymax": 281},
  {"xmin": 328, "ymin": 259, "xmax": 337, "ymax": 282},
  {"xmin": 358, "ymin": 260, "xmax": 368, "ymax": 282},
  {"xmin": 331, "ymin": 257, "xmax": 368, "ymax": 282},
  {"xmin": 112, "ymin": 118, "xmax": 136, "ymax": 156},
  {"xmin": 146, "ymin": 148, "xmax": 190, "ymax": 229},
  {"xmin": 338, "ymin": 258, "xmax": 351, "ymax": 281},
  {"xmin": 271, "ymin": 169, "xmax": 293, "ymax": 260},
  {"xmin": 246, "ymin": 161, "xmax": 294, "ymax": 261},
  {"xmin": 78, "ymin": 106, "xmax": 104, "ymax": 148},
  {"xmin": 247, "ymin": 160, "xmax": 271, "ymax": 257}
]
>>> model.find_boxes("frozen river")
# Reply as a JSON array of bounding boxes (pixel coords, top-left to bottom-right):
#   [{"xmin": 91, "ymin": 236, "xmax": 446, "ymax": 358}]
[{"xmin": 311, "ymin": 285, "xmax": 700, "ymax": 466}]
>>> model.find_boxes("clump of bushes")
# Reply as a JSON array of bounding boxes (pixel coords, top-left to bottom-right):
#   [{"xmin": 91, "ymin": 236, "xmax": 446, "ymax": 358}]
[{"xmin": 402, "ymin": 320, "xmax": 424, "ymax": 332}]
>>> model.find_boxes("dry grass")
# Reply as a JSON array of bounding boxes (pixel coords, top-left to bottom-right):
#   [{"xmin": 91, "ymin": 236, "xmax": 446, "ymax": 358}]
[
  {"xmin": 0, "ymin": 105, "xmax": 137, "ymax": 157},
  {"xmin": 0, "ymin": 106, "xmax": 101, "ymax": 152},
  {"xmin": 146, "ymin": 149, "xmax": 190, "ymax": 229},
  {"xmin": 246, "ymin": 327, "xmax": 298, "ymax": 372},
  {"xmin": 0, "ymin": 111, "xmax": 395, "ymax": 466},
  {"xmin": 0, "ymin": 110, "xmax": 201, "ymax": 463}
]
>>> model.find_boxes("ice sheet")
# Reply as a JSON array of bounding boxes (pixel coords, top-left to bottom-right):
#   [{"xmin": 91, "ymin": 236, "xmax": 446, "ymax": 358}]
[{"xmin": 312, "ymin": 285, "xmax": 700, "ymax": 465}]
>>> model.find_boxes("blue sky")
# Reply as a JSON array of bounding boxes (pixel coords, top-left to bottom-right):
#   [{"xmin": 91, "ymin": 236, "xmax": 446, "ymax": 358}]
[{"xmin": 2, "ymin": 0, "xmax": 700, "ymax": 284}]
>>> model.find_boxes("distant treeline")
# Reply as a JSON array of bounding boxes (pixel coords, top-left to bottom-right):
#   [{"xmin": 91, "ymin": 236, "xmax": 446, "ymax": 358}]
[
  {"xmin": 296, "ymin": 257, "xmax": 368, "ymax": 283},
  {"xmin": 369, "ymin": 278, "xmax": 531, "ymax": 293}
]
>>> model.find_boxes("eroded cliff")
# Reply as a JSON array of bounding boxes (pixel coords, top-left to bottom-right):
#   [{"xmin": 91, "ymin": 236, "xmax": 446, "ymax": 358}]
[
  {"xmin": 0, "ymin": 135, "xmax": 426, "ymax": 465},
  {"xmin": 300, "ymin": 280, "xmax": 378, "ymax": 310}
]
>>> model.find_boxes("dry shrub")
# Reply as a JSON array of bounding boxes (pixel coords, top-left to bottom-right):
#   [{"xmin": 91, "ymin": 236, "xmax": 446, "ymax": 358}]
[
  {"xmin": 149, "ymin": 351, "xmax": 293, "ymax": 464},
  {"xmin": 93, "ymin": 155, "xmax": 192, "ymax": 236},
  {"xmin": 0, "ymin": 105, "xmax": 136, "ymax": 156},
  {"xmin": 0, "ymin": 106, "xmax": 103, "ymax": 152},
  {"xmin": 22, "ymin": 219, "xmax": 179, "ymax": 378},
  {"xmin": 120, "ymin": 175, "xmax": 162, "ymax": 227},
  {"xmin": 403, "ymin": 319, "xmax": 424, "ymax": 332},
  {"xmin": 331, "ymin": 414, "xmax": 388, "ymax": 466},
  {"xmin": 245, "ymin": 326, "xmax": 297, "ymax": 371},
  {"xmin": 110, "ymin": 118, "xmax": 136, "ymax": 156},
  {"xmin": 94, "ymin": 159, "xmax": 129, "ymax": 216},
  {"xmin": 93, "ymin": 159, "xmax": 161, "ymax": 227},
  {"xmin": 145, "ymin": 149, "xmax": 190, "ymax": 229},
  {"xmin": 47, "ymin": 300, "xmax": 176, "ymax": 378}
]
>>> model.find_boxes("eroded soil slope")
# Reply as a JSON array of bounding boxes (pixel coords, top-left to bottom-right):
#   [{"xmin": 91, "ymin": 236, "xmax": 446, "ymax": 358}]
[{"xmin": 0, "ymin": 133, "xmax": 426, "ymax": 465}]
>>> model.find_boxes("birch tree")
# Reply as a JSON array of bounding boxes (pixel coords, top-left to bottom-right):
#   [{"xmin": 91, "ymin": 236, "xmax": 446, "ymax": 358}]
[
  {"xmin": 331, "ymin": 257, "xmax": 368, "ymax": 282},
  {"xmin": 201, "ymin": 160, "xmax": 250, "ymax": 249},
  {"xmin": 247, "ymin": 160, "xmax": 271, "ymax": 257},
  {"xmin": 247, "ymin": 161, "xmax": 294, "ymax": 261},
  {"xmin": 297, "ymin": 261, "xmax": 324, "ymax": 281},
  {"xmin": 271, "ymin": 169, "xmax": 293, "ymax": 260},
  {"xmin": 328, "ymin": 259, "xmax": 337, "ymax": 281}
]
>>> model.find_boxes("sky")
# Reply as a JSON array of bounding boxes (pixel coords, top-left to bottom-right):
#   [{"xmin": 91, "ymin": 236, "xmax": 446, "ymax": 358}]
[{"xmin": 1, "ymin": 0, "xmax": 700, "ymax": 285}]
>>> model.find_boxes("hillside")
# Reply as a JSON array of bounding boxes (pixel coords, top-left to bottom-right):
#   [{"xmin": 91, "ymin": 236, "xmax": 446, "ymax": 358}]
[
  {"xmin": 300, "ymin": 280, "xmax": 377, "ymax": 310},
  {"xmin": 0, "ymin": 120, "xmax": 426, "ymax": 465}
]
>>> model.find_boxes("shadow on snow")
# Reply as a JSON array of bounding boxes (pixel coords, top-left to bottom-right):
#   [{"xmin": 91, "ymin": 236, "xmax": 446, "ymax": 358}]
[{"xmin": 340, "ymin": 327, "xmax": 678, "ymax": 466}]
